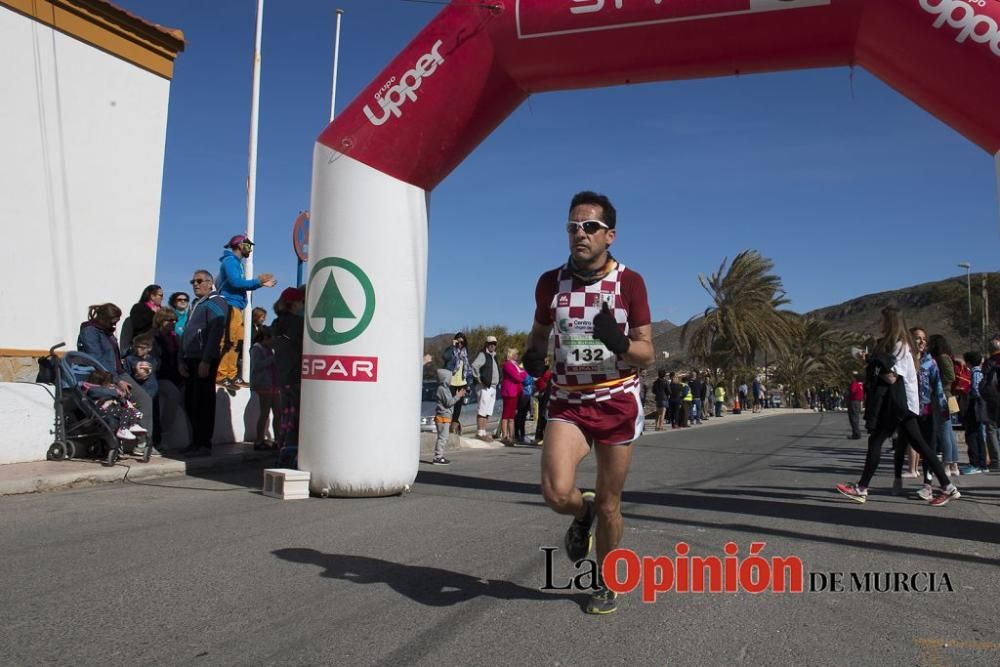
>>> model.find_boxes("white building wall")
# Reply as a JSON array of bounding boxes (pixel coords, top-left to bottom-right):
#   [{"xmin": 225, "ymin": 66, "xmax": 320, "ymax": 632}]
[{"xmin": 0, "ymin": 6, "xmax": 170, "ymax": 350}]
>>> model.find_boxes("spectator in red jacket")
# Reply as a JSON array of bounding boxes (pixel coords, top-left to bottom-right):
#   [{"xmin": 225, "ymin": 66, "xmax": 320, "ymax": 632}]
[
  {"xmin": 847, "ymin": 372, "xmax": 865, "ymax": 439},
  {"xmin": 500, "ymin": 348, "xmax": 527, "ymax": 445}
]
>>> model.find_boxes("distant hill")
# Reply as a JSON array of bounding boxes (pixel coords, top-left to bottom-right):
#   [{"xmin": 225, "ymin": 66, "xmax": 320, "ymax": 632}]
[
  {"xmin": 650, "ymin": 274, "xmax": 994, "ymax": 367},
  {"xmin": 805, "ymin": 277, "xmax": 968, "ymax": 343}
]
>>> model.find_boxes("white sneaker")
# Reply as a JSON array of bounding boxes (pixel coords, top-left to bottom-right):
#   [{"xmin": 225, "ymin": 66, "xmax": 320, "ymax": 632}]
[
  {"xmin": 916, "ymin": 484, "xmax": 934, "ymax": 501},
  {"xmin": 116, "ymin": 427, "xmax": 137, "ymax": 440},
  {"xmin": 129, "ymin": 424, "xmax": 148, "ymax": 434}
]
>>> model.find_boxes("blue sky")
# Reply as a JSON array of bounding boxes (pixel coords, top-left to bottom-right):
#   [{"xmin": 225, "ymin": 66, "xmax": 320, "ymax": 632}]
[{"xmin": 120, "ymin": 0, "xmax": 998, "ymax": 336}]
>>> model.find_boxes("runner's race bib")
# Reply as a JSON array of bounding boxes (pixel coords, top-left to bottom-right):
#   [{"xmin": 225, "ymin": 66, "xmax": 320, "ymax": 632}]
[{"xmin": 555, "ymin": 292, "xmax": 618, "ymax": 374}]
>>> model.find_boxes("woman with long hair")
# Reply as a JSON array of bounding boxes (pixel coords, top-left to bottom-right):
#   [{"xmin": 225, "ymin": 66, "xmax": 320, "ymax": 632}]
[
  {"xmin": 928, "ymin": 333, "xmax": 961, "ymax": 477},
  {"xmin": 836, "ymin": 306, "xmax": 959, "ymax": 506},
  {"xmin": 78, "ymin": 303, "xmax": 155, "ymax": 453},
  {"xmin": 129, "ymin": 284, "xmax": 163, "ymax": 340}
]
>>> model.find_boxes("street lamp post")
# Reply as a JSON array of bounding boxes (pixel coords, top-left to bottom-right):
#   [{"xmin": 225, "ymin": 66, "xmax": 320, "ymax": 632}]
[{"xmin": 958, "ymin": 262, "xmax": 972, "ymax": 347}]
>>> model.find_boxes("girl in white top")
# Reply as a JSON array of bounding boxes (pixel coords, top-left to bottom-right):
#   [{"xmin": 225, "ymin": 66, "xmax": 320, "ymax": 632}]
[{"xmin": 836, "ymin": 306, "xmax": 959, "ymax": 506}]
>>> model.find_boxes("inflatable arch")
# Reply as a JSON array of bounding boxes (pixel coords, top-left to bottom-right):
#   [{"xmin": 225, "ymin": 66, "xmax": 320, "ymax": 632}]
[{"xmin": 300, "ymin": 0, "xmax": 1000, "ymax": 496}]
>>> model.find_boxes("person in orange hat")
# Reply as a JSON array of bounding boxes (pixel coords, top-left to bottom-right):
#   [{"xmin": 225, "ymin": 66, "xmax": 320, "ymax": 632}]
[{"xmin": 216, "ymin": 234, "xmax": 276, "ymax": 387}]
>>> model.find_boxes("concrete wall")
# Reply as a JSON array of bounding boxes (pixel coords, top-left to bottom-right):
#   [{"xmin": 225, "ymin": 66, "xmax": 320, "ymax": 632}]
[
  {"xmin": 0, "ymin": 381, "xmax": 271, "ymax": 465},
  {"xmin": 0, "ymin": 6, "xmax": 171, "ymax": 351},
  {"xmin": 0, "ymin": 383, "xmax": 58, "ymax": 464}
]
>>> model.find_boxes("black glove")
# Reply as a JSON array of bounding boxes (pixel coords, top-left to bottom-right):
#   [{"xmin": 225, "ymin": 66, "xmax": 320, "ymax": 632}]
[
  {"xmin": 522, "ymin": 348, "xmax": 546, "ymax": 378},
  {"xmin": 592, "ymin": 303, "xmax": 630, "ymax": 356}
]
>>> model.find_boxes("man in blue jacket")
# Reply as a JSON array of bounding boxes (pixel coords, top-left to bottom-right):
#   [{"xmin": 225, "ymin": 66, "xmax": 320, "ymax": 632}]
[
  {"xmin": 180, "ymin": 270, "xmax": 228, "ymax": 457},
  {"xmin": 216, "ymin": 234, "xmax": 276, "ymax": 386}
]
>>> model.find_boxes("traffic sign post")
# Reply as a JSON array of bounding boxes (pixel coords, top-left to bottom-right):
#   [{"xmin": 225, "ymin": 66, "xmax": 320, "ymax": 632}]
[{"xmin": 293, "ymin": 211, "xmax": 309, "ymax": 287}]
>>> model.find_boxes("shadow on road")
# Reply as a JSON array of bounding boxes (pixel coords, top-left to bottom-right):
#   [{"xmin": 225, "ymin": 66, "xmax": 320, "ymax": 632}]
[
  {"xmin": 417, "ymin": 470, "xmax": 540, "ymax": 495},
  {"xmin": 272, "ymin": 548, "xmax": 586, "ymax": 608},
  {"xmin": 416, "ymin": 471, "xmax": 1000, "ymax": 550}
]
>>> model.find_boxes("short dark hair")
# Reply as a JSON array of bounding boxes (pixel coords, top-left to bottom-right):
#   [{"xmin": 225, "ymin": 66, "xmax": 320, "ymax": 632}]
[
  {"xmin": 963, "ymin": 351, "xmax": 982, "ymax": 366},
  {"xmin": 132, "ymin": 333, "xmax": 154, "ymax": 349},
  {"xmin": 168, "ymin": 292, "xmax": 189, "ymax": 307},
  {"xmin": 569, "ymin": 191, "xmax": 616, "ymax": 229}
]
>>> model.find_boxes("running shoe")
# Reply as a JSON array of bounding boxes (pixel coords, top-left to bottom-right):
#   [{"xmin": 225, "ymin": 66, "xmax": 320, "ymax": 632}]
[
  {"xmin": 564, "ymin": 491, "xmax": 596, "ymax": 561},
  {"xmin": 431, "ymin": 456, "xmax": 451, "ymax": 466},
  {"xmin": 585, "ymin": 586, "xmax": 618, "ymax": 615},
  {"xmin": 835, "ymin": 482, "xmax": 867, "ymax": 503},
  {"xmin": 891, "ymin": 478, "xmax": 903, "ymax": 496},
  {"xmin": 959, "ymin": 465, "xmax": 981, "ymax": 475},
  {"xmin": 928, "ymin": 485, "xmax": 961, "ymax": 507},
  {"xmin": 916, "ymin": 484, "xmax": 934, "ymax": 501}
]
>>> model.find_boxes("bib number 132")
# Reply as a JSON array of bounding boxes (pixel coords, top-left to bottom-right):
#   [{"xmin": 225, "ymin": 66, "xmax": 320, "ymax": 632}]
[{"xmin": 570, "ymin": 348, "xmax": 605, "ymax": 363}]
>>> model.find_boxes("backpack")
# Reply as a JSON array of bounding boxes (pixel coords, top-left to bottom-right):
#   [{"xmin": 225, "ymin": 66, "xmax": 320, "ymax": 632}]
[
  {"xmin": 978, "ymin": 364, "xmax": 1000, "ymax": 422},
  {"xmin": 952, "ymin": 359, "xmax": 971, "ymax": 396}
]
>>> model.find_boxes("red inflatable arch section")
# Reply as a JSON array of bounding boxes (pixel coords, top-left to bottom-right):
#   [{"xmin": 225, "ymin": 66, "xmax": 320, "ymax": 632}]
[
  {"xmin": 300, "ymin": 0, "xmax": 1000, "ymax": 497},
  {"xmin": 322, "ymin": 0, "xmax": 1000, "ymax": 188}
]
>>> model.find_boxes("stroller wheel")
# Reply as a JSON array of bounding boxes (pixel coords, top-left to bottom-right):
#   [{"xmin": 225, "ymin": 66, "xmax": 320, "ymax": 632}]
[
  {"xmin": 64, "ymin": 441, "xmax": 76, "ymax": 459},
  {"xmin": 47, "ymin": 441, "xmax": 68, "ymax": 461},
  {"xmin": 104, "ymin": 445, "xmax": 119, "ymax": 467}
]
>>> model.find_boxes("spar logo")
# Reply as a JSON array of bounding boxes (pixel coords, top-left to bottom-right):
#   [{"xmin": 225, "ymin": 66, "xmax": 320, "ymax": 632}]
[
  {"xmin": 920, "ymin": 0, "xmax": 1000, "ymax": 56},
  {"xmin": 363, "ymin": 40, "xmax": 445, "ymax": 126},
  {"xmin": 302, "ymin": 354, "xmax": 378, "ymax": 383},
  {"xmin": 306, "ymin": 257, "xmax": 375, "ymax": 346}
]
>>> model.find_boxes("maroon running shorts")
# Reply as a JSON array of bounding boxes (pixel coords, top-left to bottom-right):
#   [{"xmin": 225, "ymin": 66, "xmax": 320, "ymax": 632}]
[{"xmin": 547, "ymin": 383, "xmax": 643, "ymax": 446}]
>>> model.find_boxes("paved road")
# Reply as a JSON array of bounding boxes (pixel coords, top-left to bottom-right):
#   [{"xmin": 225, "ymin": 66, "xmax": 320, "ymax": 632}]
[{"xmin": 2, "ymin": 412, "xmax": 998, "ymax": 666}]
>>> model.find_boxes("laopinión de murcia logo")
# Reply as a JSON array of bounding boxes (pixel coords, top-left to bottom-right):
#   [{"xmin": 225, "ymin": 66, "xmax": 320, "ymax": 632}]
[{"xmin": 540, "ymin": 542, "xmax": 954, "ymax": 600}]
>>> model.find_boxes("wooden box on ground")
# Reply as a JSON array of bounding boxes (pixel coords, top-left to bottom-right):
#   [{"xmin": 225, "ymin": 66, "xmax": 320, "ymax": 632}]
[{"xmin": 263, "ymin": 468, "xmax": 310, "ymax": 500}]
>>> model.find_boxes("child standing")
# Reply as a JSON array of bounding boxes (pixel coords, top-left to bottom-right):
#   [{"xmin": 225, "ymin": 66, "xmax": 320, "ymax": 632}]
[
  {"xmin": 250, "ymin": 326, "xmax": 280, "ymax": 450},
  {"xmin": 433, "ymin": 368, "xmax": 466, "ymax": 465}
]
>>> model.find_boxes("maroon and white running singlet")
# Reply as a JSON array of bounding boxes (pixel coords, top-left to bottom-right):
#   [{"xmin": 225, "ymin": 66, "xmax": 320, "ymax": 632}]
[{"xmin": 534, "ymin": 262, "xmax": 651, "ymax": 445}]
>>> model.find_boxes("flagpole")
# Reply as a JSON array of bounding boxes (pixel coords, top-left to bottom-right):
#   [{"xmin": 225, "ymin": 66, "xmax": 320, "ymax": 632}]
[
  {"xmin": 243, "ymin": 0, "xmax": 264, "ymax": 384},
  {"xmin": 330, "ymin": 9, "xmax": 343, "ymax": 122}
]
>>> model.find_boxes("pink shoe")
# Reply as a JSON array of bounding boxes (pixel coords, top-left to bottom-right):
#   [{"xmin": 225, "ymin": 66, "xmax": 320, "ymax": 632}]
[
  {"xmin": 116, "ymin": 427, "xmax": 137, "ymax": 440},
  {"xmin": 129, "ymin": 424, "xmax": 148, "ymax": 435}
]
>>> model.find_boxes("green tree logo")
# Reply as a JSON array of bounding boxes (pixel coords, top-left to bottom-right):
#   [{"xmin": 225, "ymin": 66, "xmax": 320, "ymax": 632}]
[{"xmin": 306, "ymin": 257, "xmax": 375, "ymax": 346}]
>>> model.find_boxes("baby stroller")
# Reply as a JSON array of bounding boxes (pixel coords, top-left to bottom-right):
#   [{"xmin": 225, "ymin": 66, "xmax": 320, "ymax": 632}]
[{"xmin": 37, "ymin": 342, "xmax": 151, "ymax": 466}]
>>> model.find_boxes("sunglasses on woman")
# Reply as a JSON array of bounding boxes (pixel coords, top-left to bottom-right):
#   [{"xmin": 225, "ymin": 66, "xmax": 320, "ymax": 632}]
[{"xmin": 566, "ymin": 219, "xmax": 609, "ymax": 234}]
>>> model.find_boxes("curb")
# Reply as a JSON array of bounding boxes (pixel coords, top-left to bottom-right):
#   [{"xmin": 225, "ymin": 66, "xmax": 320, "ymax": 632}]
[{"xmin": 0, "ymin": 450, "xmax": 274, "ymax": 497}]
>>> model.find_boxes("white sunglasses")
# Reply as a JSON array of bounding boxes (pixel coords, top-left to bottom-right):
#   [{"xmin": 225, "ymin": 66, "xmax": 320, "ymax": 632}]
[{"xmin": 566, "ymin": 219, "xmax": 610, "ymax": 234}]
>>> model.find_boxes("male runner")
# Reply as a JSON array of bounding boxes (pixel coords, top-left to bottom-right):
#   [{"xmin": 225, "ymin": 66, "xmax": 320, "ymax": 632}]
[{"xmin": 522, "ymin": 191, "xmax": 654, "ymax": 614}]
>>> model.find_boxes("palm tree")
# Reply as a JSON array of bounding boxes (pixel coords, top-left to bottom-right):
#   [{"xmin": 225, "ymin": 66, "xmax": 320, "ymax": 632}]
[
  {"xmin": 771, "ymin": 317, "xmax": 864, "ymax": 406},
  {"xmin": 682, "ymin": 250, "xmax": 795, "ymax": 373}
]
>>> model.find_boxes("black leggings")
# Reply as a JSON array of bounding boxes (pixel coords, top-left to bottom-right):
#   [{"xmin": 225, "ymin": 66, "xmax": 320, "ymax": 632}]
[{"xmin": 859, "ymin": 415, "xmax": 950, "ymax": 489}]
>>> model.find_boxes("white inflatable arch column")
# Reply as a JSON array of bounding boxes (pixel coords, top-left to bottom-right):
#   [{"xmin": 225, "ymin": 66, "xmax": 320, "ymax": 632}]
[{"xmin": 302, "ymin": 0, "xmax": 1000, "ymax": 497}]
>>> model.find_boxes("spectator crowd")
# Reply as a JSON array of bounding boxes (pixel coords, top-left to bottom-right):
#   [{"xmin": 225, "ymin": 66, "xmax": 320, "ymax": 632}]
[{"xmin": 73, "ymin": 235, "xmax": 305, "ymax": 459}]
